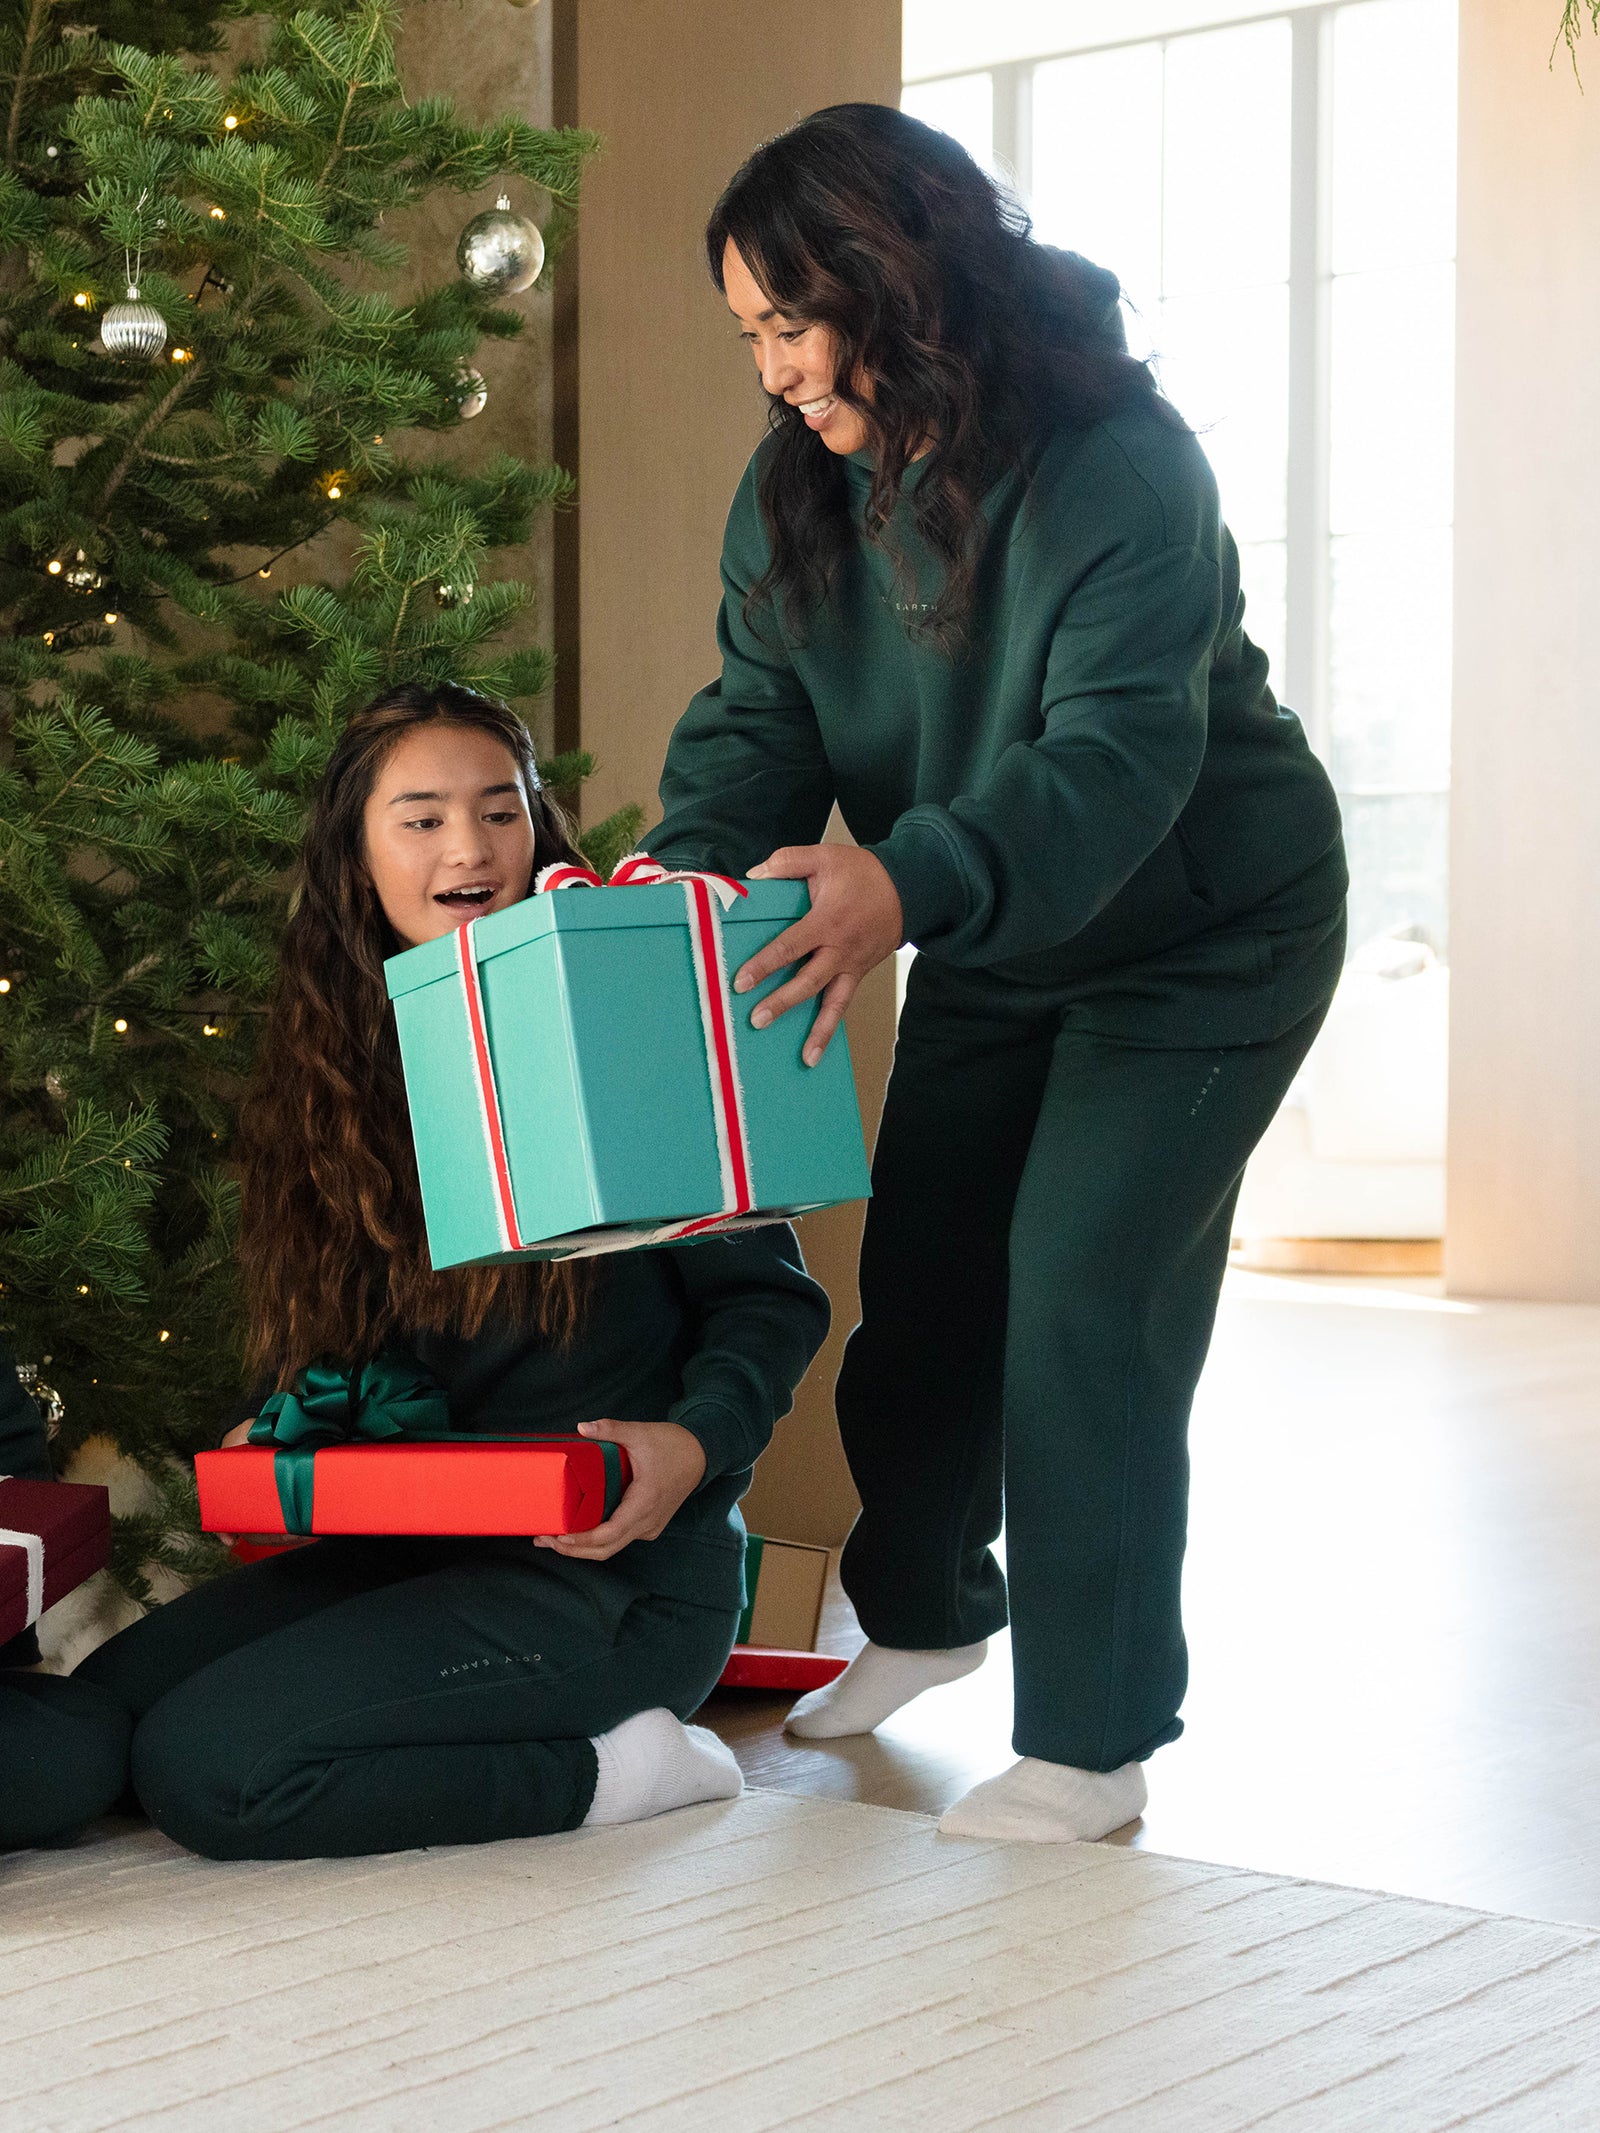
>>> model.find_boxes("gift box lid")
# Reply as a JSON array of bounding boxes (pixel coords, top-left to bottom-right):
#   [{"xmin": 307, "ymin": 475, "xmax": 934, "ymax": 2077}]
[
  {"xmin": 0, "ymin": 1477, "xmax": 110, "ymax": 1600},
  {"xmin": 383, "ymin": 879, "xmax": 808, "ymax": 1002}
]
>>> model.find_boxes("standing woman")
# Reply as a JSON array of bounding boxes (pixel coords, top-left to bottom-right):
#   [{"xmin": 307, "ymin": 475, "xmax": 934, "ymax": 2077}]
[{"xmin": 646, "ymin": 105, "xmax": 1347, "ymax": 1842}]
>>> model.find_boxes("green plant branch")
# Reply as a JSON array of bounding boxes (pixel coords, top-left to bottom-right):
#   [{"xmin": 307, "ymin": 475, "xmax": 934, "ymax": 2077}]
[{"xmin": 1556, "ymin": 0, "xmax": 1600, "ymax": 75}]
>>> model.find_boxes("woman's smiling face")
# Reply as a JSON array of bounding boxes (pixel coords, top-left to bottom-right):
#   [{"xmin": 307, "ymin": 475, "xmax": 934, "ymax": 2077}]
[
  {"xmin": 723, "ymin": 239, "xmax": 871, "ymax": 456},
  {"xmin": 362, "ymin": 722, "xmax": 538, "ymax": 948}
]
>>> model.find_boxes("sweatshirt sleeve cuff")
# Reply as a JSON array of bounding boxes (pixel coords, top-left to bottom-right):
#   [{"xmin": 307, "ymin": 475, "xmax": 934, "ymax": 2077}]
[
  {"xmin": 869, "ymin": 814, "xmax": 971, "ymax": 948},
  {"xmin": 667, "ymin": 1394, "xmax": 764, "ymax": 1485}
]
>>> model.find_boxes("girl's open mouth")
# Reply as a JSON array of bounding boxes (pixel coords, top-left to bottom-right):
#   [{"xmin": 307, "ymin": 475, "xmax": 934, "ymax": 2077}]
[{"xmin": 434, "ymin": 885, "xmax": 498, "ymax": 908}]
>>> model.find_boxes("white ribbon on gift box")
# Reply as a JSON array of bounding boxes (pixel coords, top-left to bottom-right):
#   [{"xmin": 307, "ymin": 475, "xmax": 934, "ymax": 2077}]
[
  {"xmin": 453, "ymin": 853, "xmax": 761, "ymax": 1260},
  {"xmin": 0, "ymin": 1477, "xmax": 45, "ymax": 1628}
]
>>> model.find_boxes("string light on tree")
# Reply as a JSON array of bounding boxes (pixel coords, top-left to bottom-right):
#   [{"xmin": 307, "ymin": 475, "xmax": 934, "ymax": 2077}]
[
  {"xmin": 434, "ymin": 581, "xmax": 475, "ymax": 608},
  {"xmin": 457, "ymin": 194, "xmax": 544, "ymax": 295}
]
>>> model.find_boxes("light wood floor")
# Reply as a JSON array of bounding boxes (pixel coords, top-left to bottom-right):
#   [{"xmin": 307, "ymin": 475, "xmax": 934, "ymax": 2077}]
[
  {"xmin": 9, "ymin": 1794, "xmax": 1600, "ymax": 2129},
  {"xmin": 698, "ymin": 1270, "xmax": 1600, "ymax": 1928}
]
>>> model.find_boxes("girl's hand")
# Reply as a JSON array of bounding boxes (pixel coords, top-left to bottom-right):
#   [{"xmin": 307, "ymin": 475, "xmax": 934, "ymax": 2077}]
[
  {"xmin": 535, "ymin": 1419, "xmax": 707, "ymax": 1562},
  {"xmin": 734, "ymin": 844, "xmax": 903, "ymax": 1065},
  {"xmin": 212, "ymin": 1417, "xmax": 312, "ymax": 1551},
  {"xmin": 211, "ymin": 1418, "xmax": 255, "ymax": 1546}
]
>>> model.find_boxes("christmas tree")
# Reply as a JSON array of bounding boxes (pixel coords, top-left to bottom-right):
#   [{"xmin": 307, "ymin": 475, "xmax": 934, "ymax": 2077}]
[{"xmin": 0, "ymin": 0, "xmax": 625, "ymax": 1604}]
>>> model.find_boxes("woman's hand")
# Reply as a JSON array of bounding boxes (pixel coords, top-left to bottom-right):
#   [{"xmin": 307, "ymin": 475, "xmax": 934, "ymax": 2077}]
[
  {"xmin": 535, "ymin": 1419, "xmax": 708, "ymax": 1563},
  {"xmin": 733, "ymin": 844, "xmax": 903, "ymax": 1065}
]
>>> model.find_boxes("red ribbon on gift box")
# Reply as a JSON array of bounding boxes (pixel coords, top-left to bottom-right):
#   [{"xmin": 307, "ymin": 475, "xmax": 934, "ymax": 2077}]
[{"xmin": 455, "ymin": 853, "xmax": 758, "ymax": 1258}]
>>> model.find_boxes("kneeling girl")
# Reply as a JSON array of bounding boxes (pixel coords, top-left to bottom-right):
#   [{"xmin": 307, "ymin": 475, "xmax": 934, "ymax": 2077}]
[{"xmin": 79, "ymin": 684, "xmax": 829, "ymax": 1860}]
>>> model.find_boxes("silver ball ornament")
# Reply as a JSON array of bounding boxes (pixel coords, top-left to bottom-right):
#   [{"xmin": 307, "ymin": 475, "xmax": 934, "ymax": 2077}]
[
  {"xmin": 15, "ymin": 1362, "xmax": 64, "ymax": 1438},
  {"xmin": 101, "ymin": 285, "xmax": 167, "ymax": 360},
  {"xmin": 457, "ymin": 195, "xmax": 544, "ymax": 296},
  {"xmin": 451, "ymin": 364, "xmax": 488, "ymax": 420}
]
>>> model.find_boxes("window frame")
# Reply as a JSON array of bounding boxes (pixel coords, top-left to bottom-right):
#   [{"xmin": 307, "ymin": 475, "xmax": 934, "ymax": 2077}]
[{"xmin": 905, "ymin": 0, "xmax": 1457, "ymax": 886}]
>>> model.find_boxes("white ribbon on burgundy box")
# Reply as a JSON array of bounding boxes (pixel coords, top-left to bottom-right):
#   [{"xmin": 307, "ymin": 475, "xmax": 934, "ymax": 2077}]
[
  {"xmin": 0, "ymin": 1475, "xmax": 112, "ymax": 1642},
  {"xmin": 0, "ymin": 1481, "xmax": 44, "ymax": 1627}
]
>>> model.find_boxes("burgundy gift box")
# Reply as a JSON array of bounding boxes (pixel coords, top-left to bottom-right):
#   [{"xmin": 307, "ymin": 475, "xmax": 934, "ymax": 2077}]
[{"xmin": 0, "ymin": 1476, "xmax": 112, "ymax": 1646}]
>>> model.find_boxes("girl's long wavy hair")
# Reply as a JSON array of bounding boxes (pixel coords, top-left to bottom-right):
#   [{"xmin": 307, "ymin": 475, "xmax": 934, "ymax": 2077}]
[
  {"xmin": 237, "ymin": 684, "xmax": 590, "ymax": 1387},
  {"xmin": 707, "ymin": 102, "xmax": 1170, "ymax": 650}
]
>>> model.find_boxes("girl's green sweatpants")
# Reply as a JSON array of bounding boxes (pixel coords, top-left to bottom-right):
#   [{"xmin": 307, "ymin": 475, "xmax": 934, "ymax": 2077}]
[
  {"xmin": 77, "ymin": 1540, "xmax": 736, "ymax": 1860},
  {"xmin": 835, "ymin": 948, "xmax": 1338, "ymax": 1774}
]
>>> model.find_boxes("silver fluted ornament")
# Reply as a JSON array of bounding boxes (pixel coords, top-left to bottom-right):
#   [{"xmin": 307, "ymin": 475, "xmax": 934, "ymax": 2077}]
[
  {"xmin": 456, "ymin": 194, "xmax": 544, "ymax": 296},
  {"xmin": 100, "ymin": 283, "xmax": 167, "ymax": 359},
  {"xmin": 451, "ymin": 364, "xmax": 488, "ymax": 419}
]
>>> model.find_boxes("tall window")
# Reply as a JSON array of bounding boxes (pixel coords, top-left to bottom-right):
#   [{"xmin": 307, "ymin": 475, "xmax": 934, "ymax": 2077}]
[{"xmin": 903, "ymin": 0, "xmax": 1457, "ymax": 960}]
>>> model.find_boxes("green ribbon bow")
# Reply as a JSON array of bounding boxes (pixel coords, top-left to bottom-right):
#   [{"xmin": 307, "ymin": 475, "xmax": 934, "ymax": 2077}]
[
  {"xmin": 248, "ymin": 1354, "xmax": 626, "ymax": 1536},
  {"xmin": 249, "ymin": 1353, "xmax": 452, "ymax": 1534}
]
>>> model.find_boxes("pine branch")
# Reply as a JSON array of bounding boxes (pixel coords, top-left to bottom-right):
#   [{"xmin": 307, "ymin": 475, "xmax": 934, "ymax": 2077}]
[{"xmin": 3, "ymin": 0, "xmax": 53, "ymax": 172}]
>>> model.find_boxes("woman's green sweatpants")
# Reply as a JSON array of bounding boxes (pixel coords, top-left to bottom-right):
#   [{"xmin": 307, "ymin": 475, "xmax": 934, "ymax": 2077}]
[
  {"xmin": 77, "ymin": 1539, "xmax": 736, "ymax": 1860},
  {"xmin": 0, "ymin": 1672, "xmax": 131, "ymax": 1849},
  {"xmin": 835, "ymin": 952, "xmax": 1336, "ymax": 1774}
]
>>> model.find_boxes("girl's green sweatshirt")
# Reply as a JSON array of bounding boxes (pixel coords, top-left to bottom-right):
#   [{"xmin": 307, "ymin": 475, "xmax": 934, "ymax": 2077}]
[{"xmin": 651, "ymin": 398, "xmax": 1346, "ymax": 1042}]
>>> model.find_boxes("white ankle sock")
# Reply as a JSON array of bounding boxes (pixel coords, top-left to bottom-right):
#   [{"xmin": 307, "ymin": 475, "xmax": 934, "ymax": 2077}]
[
  {"xmin": 783, "ymin": 1639, "xmax": 989, "ymax": 1739},
  {"xmin": 583, "ymin": 1707, "xmax": 743, "ymax": 1826},
  {"xmin": 938, "ymin": 1756, "xmax": 1147, "ymax": 1843}
]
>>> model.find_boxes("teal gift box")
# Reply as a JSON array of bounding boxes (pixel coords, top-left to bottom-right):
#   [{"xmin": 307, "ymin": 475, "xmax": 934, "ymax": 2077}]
[{"xmin": 384, "ymin": 874, "xmax": 871, "ymax": 1268}]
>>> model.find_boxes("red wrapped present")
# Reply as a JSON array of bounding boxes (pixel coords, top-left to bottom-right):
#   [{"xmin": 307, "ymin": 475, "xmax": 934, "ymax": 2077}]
[
  {"xmin": 196, "ymin": 1356, "xmax": 631, "ymax": 1541},
  {"xmin": 196, "ymin": 1438, "xmax": 630, "ymax": 1540},
  {"xmin": 0, "ymin": 1476, "xmax": 112, "ymax": 1645},
  {"xmin": 717, "ymin": 1647, "xmax": 849, "ymax": 1693}
]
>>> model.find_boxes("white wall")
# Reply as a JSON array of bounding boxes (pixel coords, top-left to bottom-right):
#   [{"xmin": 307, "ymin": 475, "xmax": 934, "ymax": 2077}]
[{"xmin": 1447, "ymin": 0, "xmax": 1600, "ymax": 1301}]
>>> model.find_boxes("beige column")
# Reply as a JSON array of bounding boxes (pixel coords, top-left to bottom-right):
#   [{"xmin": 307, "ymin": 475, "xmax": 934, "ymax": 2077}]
[
  {"xmin": 560, "ymin": 1, "xmax": 903, "ymax": 1539},
  {"xmin": 1447, "ymin": 0, "xmax": 1600, "ymax": 1301}
]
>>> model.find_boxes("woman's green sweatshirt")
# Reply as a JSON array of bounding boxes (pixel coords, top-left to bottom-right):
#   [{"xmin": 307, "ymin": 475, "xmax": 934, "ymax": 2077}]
[{"xmin": 651, "ymin": 394, "xmax": 1346, "ymax": 1043}]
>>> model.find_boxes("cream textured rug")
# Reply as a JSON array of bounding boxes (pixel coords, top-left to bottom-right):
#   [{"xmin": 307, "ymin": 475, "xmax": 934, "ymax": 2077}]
[{"xmin": 2, "ymin": 1790, "xmax": 1598, "ymax": 2130}]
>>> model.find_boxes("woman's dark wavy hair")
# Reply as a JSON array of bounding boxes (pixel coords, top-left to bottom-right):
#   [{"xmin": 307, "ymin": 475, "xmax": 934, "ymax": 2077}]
[
  {"xmin": 707, "ymin": 102, "xmax": 1169, "ymax": 651},
  {"xmin": 236, "ymin": 683, "xmax": 590, "ymax": 1387}
]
